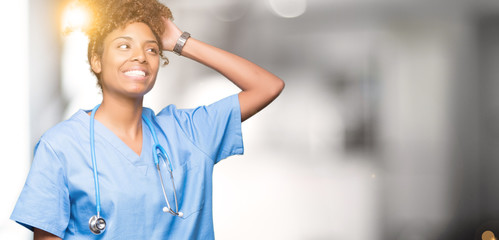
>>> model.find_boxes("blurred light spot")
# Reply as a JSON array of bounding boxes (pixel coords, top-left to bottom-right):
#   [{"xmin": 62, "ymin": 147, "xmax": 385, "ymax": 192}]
[
  {"xmin": 371, "ymin": 173, "xmax": 376, "ymax": 179},
  {"xmin": 210, "ymin": 0, "xmax": 249, "ymax": 22},
  {"xmin": 62, "ymin": 2, "xmax": 90, "ymax": 33},
  {"xmin": 482, "ymin": 230, "xmax": 496, "ymax": 240},
  {"xmin": 269, "ymin": 0, "xmax": 307, "ymax": 18}
]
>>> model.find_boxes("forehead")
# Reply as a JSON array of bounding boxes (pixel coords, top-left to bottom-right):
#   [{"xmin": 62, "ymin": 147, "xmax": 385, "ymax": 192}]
[{"xmin": 105, "ymin": 22, "xmax": 157, "ymax": 43}]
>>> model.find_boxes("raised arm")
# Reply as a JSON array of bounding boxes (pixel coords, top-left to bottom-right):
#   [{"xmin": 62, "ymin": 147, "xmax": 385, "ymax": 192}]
[{"xmin": 161, "ymin": 19, "xmax": 284, "ymax": 122}]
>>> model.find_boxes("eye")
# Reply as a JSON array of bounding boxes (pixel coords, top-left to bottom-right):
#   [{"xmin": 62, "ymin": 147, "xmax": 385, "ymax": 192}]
[
  {"xmin": 147, "ymin": 48, "xmax": 159, "ymax": 54},
  {"xmin": 118, "ymin": 44, "xmax": 129, "ymax": 49}
]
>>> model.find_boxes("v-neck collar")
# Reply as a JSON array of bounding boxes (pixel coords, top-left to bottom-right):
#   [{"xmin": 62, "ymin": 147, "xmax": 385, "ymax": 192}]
[{"xmin": 75, "ymin": 109, "xmax": 151, "ymax": 175}]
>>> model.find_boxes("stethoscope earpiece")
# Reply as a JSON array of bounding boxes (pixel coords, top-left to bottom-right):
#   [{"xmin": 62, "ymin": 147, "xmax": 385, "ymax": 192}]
[
  {"xmin": 89, "ymin": 215, "xmax": 106, "ymax": 235},
  {"xmin": 163, "ymin": 207, "xmax": 184, "ymax": 217}
]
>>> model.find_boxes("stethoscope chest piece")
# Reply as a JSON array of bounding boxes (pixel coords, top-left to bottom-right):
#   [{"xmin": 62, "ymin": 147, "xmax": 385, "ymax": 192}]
[{"xmin": 89, "ymin": 215, "xmax": 106, "ymax": 235}]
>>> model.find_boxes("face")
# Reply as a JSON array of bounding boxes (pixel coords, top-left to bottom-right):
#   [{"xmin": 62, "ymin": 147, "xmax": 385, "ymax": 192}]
[{"xmin": 91, "ymin": 22, "xmax": 160, "ymax": 99}]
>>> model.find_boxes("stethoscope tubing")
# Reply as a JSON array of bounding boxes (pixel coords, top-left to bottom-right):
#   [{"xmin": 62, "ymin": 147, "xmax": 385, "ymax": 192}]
[
  {"xmin": 142, "ymin": 114, "xmax": 181, "ymax": 216},
  {"xmin": 142, "ymin": 115, "xmax": 174, "ymax": 171},
  {"xmin": 90, "ymin": 104, "xmax": 102, "ymax": 216}
]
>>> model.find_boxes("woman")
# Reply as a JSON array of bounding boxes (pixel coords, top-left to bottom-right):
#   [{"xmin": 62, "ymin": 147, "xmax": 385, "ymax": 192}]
[{"xmin": 10, "ymin": 0, "xmax": 284, "ymax": 239}]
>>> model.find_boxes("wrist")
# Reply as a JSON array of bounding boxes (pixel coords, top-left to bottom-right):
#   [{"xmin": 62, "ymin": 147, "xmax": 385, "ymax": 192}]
[{"xmin": 173, "ymin": 32, "xmax": 191, "ymax": 56}]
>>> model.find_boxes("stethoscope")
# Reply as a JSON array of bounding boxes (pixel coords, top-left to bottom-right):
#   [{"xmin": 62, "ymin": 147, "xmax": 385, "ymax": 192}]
[{"xmin": 88, "ymin": 104, "xmax": 183, "ymax": 235}]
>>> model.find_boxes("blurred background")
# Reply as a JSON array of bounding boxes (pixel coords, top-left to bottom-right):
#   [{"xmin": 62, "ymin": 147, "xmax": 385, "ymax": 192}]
[{"xmin": 2, "ymin": 0, "xmax": 499, "ymax": 239}]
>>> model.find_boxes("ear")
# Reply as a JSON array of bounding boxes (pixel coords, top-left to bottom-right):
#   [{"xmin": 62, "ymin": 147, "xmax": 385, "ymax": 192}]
[{"xmin": 90, "ymin": 54, "xmax": 102, "ymax": 74}]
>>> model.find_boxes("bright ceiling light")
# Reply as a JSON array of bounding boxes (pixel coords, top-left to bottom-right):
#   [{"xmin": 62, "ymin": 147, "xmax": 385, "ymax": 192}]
[
  {"xmin": 62, "ymin": 2, "xmax": 90, "ymax": 33},
  {"xmin": 269, "ymin": 0, "xmax": 307, "ymax": 18}
]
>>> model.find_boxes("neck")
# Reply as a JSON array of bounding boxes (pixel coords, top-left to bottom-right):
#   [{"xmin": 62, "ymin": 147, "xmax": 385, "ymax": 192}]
[{"xmin": 94, "ymin": 95, "xmax": 144, "ymax": 141}]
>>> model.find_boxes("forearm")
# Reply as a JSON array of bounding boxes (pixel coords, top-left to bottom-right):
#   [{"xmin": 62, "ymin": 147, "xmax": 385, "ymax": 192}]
[
  {"xmin": 34, "ymin": 228, "xmax": 61, "ymax": 240},
  {"xmin": 180, "ymin": 37, "xmax": 284, "ymax": 121}
]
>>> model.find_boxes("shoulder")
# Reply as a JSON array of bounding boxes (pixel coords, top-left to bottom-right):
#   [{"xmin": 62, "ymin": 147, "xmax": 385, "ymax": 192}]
[
  {"xmin": 154, "ymin": 94, "xmax": 240, "ymax": 119},
  {"xmin": 38, "ymin": 109, "xmax": 89, "ymax": 149},
  {"xmin": 149, "ymin": 103, "xmax": 197, "ymax": 126}
]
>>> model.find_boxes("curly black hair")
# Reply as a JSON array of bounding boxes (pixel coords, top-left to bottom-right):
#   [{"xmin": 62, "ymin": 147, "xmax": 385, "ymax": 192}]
[{"xmin": 78, "ymin": 0, "xmax": 173, "ymax": 87}]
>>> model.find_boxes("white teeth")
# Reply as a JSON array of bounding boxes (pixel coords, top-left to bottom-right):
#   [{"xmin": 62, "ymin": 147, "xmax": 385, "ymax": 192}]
[{"xmin": 124, "ymin": 70, "xmax": 146, "ymax": 77}]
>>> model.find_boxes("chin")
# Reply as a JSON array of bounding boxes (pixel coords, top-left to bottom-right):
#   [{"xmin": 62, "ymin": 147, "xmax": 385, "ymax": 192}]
[{"xmin": 127, "ymin": 86, "xmax": 153, "ymax": 97}]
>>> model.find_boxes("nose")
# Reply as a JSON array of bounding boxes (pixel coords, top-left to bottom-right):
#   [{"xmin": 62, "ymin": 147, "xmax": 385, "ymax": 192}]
[{"xmin": 131, "ymin": 48, "xmax": 146, "ymax": 63}]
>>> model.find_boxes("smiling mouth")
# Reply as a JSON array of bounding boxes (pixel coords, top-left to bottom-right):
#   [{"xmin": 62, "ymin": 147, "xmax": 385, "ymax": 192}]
[{"xmin": 124, "ymin": 70, "xmax": 146, "ymax": 77}]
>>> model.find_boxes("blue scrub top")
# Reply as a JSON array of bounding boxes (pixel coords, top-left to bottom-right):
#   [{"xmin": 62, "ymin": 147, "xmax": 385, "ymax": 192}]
[{"xmin": 11, "ymin": 94, "xmax": 243, "ymax": 239}]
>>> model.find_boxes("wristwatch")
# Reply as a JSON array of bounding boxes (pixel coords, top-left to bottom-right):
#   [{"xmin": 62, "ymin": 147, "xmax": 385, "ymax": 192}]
[{"xmin": 173, "ymin": 31, "xmax": 191, "ymax": 56}]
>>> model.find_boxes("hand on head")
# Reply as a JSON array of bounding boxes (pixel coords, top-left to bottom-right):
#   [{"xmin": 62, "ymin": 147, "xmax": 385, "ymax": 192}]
[{"xmin": 161, "ymin": 18, "xmax": 183, "ymax": 52}]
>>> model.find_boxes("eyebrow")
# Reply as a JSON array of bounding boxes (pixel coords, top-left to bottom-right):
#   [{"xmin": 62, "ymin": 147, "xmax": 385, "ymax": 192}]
[{"xmin": 112, "ymin": 36, "xmax": 159, "ymax": 46}]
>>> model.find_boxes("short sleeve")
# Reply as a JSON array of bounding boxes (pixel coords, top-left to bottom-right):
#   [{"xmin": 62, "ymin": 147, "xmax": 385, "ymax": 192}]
[
  {"xmin": 10, "ymin": 139, "xmax": 70, "ymax": 239},
  {"xmin": 161, "ymin": 94, "xmax": 244, "ymax": 164}
]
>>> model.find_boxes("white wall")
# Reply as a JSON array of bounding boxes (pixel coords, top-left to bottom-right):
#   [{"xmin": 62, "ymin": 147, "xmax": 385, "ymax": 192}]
[{"xmin": 0, "ymin": 0, "xmax": 33, "ymax": 239}]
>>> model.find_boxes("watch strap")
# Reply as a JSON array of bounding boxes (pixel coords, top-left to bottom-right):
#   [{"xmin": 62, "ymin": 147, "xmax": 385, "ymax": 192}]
[{"xmin": 173, "ymin": 31, "xmax": 191, "ymax": 56}]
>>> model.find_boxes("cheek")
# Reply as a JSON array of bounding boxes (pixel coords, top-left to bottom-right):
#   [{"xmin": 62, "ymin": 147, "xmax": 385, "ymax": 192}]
[
  {"xmin": 101, "ymin": 53, "xmax": 128, "ymax": 74},
  {"xmin": 150, "ymin": 57, "xmax": 160, "ymax": 73}
]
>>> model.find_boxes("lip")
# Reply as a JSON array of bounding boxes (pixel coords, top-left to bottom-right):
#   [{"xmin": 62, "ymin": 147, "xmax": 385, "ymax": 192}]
[{"xmin": 121, "ymin": 67, "xmax": 149, "ymax": 80}]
